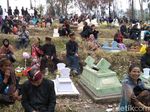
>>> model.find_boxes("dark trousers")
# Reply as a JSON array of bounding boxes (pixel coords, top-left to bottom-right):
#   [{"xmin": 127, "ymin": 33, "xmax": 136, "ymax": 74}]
[
  {"xmin": 16, "ymin": 38, "xmax": 29, "ymax": 49},
  {"xmin": 66, "ymin": 55, "xmax": 80, "ymax": 74},
  {"xmin": 40, "ymin": 56, "xmax": 60, "ymax": 74}
]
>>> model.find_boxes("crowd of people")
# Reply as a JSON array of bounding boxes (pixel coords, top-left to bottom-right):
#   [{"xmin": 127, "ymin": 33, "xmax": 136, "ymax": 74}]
[{"xmin": 0, "ymin": 5, "xmax": 52, "ymax": 35}]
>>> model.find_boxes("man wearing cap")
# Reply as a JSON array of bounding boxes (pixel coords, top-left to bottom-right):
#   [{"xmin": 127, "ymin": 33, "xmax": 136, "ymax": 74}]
[
  {"xmin": 41, "ymin": 37, "xmax": 59, "ymax": 73},
  {"xmin": 21, "ymin": 68, "xmax": 56, "ymax": 112}
]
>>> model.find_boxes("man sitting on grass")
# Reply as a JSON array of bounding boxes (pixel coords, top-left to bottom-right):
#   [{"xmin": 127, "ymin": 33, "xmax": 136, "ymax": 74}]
[{"xmin": 21, "ymin": 68, "xmax": 56, "ymax": 112}]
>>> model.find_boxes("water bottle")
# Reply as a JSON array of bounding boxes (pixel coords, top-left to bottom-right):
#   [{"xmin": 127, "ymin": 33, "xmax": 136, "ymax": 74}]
[{"xmin": 4, "ymin": 86, "xmax": 9, "ymax": 94}]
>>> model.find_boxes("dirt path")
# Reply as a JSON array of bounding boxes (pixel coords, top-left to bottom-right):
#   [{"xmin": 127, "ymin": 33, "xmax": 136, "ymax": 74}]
[{"xmin": 56, "ymin": 77, "xmax": 119, "ymax": 112}]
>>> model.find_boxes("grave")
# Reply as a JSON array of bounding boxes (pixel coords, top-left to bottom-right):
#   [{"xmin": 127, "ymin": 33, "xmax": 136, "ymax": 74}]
[
  {"xmin": 79, "ymin": 56, "xmax": 122, "ymax": 102},
  {"xmin": 141, "ymin": 68, "xmax": 150, "ymax": 88},
  {"xmin": 91, "ymin": 19, "xmax": 98, "ymax": 27},
  {"xmin": 78, "ymin": 22, "xmax": 84, "ymax": 30},
  {"xmin": 85, "ymin": 19, "xmax": 91, "ymax": 25},
  {"xmin": 53, "ymin": 28, "xmax": 59, "ymax": 37},
  {"xmin": 112, "ymin": 19, "xmax": 119, "ymax": 27},
  {"xmin": 102, "ymin": 41, "xmax": 121, "ymax": 52},
  {"xmin": 53, "ymin": 63, "xmax": 79, "ymax": 97},
  {"xmin": 141, "ymin": 30, "xmax": 147, "ymax": 40}
]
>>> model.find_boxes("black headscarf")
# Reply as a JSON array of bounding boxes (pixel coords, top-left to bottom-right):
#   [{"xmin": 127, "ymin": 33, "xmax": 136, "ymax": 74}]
[{"xmin": 3, "ymin": 39, "xmax": 9, "ymax": 48}]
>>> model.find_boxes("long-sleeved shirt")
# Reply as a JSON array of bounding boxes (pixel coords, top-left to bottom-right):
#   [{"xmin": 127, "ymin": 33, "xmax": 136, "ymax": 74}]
[
  {"xmin": 66, "ymin": 40, "xmax": 78, "ymax": 56},
  {"xmin": 21, "ymin": 79, "xmax": 56, "ymax": 112},
  {"xmin": 41, "ymin": 43, "xmax": 56, "ymax": 57}
]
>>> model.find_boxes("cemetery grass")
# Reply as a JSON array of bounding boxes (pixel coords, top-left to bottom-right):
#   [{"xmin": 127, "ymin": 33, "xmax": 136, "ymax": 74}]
[{"xmin": 0, "ymin": 26, "xmax": 141, "ymax": 112}]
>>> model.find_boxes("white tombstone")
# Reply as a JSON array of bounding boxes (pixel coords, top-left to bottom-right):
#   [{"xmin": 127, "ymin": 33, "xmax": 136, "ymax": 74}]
[
  {"xmin": 46, "ymin": 22, "xmax": 51, "ymax": 27},
  {"xmin": 91, "ymin": 19, "xmax": 98, "ymax": 27},
  {"xmin": 60, "ymin": 67, "xmax": 70, "ymax": 78},
  {"xmin": 57, "ymin": 63, "xmax": 66, "ymax": 71},
  {"xmin": 141, "ymin": 30, "xmax": 146, "ymax": 40},
  {"xmin": 54, "ymin": 66, "xmax": 79, "ymax": 96},
  {"xmin": 85, "ymin": 19, "xmax": 91, "ymax": 25},
  {"xmin": 53, "ymin": 28, "xmax": 59, "ymax": 37},
  {"xmin": 57, "ymin": 68, "xmax": 72, "ymax": 92},
  {"xmin": 112, "ymin": 19, "xmax": 119, "ymax": 27},
  {"xmin": 73, "ymin": 21, "xmax": 78, "ymax": 26},
  {"xmin": 78, "ymin": 22, "xmax": 84, "ymax": 31},
  {"xmin": 143, "ymin": 68, "xmax": 150, "ymax": 79}
]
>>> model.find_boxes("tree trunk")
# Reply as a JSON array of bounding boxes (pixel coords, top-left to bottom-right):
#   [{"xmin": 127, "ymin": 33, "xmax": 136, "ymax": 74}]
[
  {"xmin": 131, "ymin": 0, "xmax": 135, "ymax": 20},
  {"xmin": 62, "ymin": 3, "xmax": 64, "ymax": 15},
  {"xmin": 109, "ymin": 1, "xmax": 111, "ymax": 17},
  {"xmin": 148, "ymin": 3, "xmax": 150, "ymax": 19},
  {"xmin": 139, "ymin": 0, "xmax": 144, "ymax": 21},
  {"xmin": 30, "ymin": 0, "xmax": 33, "ymax": 9},
  {"xmin": 7, "ymin": 0, "xmax": 9, "ymax": 10}
]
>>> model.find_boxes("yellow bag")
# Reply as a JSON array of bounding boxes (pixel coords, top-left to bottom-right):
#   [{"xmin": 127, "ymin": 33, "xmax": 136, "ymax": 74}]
[{"xmin": 140, "ymin": 44, "xmax": 147, "ymax": 54}]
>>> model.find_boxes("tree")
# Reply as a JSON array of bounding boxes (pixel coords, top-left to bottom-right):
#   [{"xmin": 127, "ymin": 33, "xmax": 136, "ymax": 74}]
[
  {"xmin": 77, "ymin": 0, "xmax": 99, "ymax": 13},
  {"xmin": 138, "ymin": 0, "xmax": 150, "ymax": 21},
  {"xmin": 7, "ymin": 0, "xmax": 9, "ymax": 10},
  {"xmin": 128, "ymin": 0, "xmax": 135, "ymax": 20},
  {"xmin": 139, "ymin": 0, "xmax": 144, "ymax": 20},
  {"xmin": 58, "ymin": 0, "xmax": 71, "ymax": 15},
  {"xmin": 148, "ymin": 2, "xmax": 150, "ymax": 17},
  {"xmin": 46, "ymin": 0, "xmax": 56, "ymax": 16},
  {"xmin": 100, "ymin": 0, "xmax": 114, "ymax": 17},
  {"xmin": 37, "ymin": 4, "xmax": 44, "ymax": 15},
  {"xmin": 30, "ymin": 0, "xmax": 33, "ymax": 9},
  {"xmin": 46, "ymin": 0, "xmax": 73, "ymax": 16}
]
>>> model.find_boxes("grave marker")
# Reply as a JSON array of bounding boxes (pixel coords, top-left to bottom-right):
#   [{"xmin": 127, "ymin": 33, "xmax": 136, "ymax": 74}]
[{"xmin": 79, "ymin": 56, "xmax": 122, "ymax": 102}]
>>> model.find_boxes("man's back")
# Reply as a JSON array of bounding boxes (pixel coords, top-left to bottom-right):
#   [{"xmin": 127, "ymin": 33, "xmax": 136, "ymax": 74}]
[{"xmin": 42, "ymin": 44, "xmax": 56, "ymax": 56}]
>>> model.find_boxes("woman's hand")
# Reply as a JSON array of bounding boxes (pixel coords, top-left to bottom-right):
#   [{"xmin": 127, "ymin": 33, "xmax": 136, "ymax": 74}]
[{"xmin": 12, "ymin": 90, "xmax": 22, "ymax": 101}]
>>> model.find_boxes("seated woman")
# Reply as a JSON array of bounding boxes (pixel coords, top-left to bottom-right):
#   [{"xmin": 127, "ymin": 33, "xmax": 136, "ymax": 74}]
[
  {"xmin": 119, "ymin": 64, "xmax": 150, "ymax": 112},
  {"xmin": 129, "ymin": 24, "xmax": 141, "ymax": 40},
  {"xmin": 31, "ymin": 37, "xmax": 43, "ymax": 69},
  {"xmin": 80, "ymin": 22, "xmax": 91, "ymax": 39},
  {"xmin": 114, "ymin": 30, "xmax": 123, "ymax": 43},
  {"xmin": 90, "ymin": 24, "xmax": 99, "ymax": 40},
  {"xmin": 0, "ymin": 58, "xmax": 21, "ymax": 104},
  {"xmin": 87, "ymin": 34, "xmax": 99, "ymax": 51},
  {"xmin": 31, "ymin": 37, "xmax": 43, "ymax": 59},
  {"xmin": 58, "ymin": 21, "xmax": 71, "ymax": 37},
  {"xmin": 58, "ymin": 24, "xmax": 68, "ymax": 36},
  {"xmin": 0, "ymin": 39, "xmax": 16, "ymax": 63}
]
